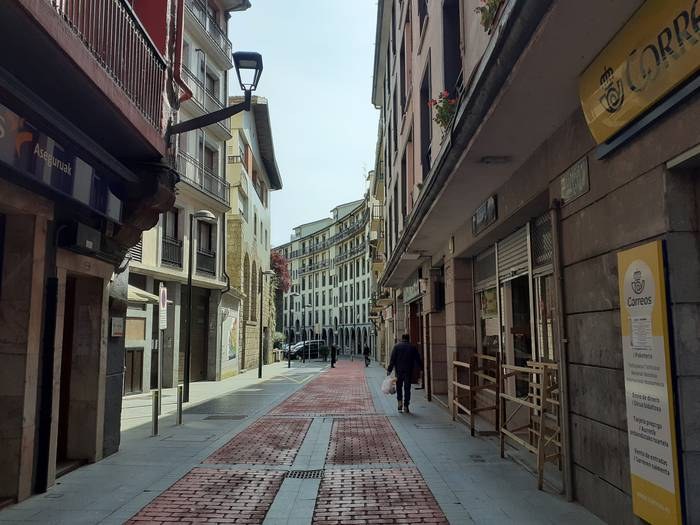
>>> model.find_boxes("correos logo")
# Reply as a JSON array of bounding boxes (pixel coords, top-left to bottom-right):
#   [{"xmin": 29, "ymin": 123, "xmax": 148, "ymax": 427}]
[{"xmin": 624, "ymin": 260, "xmax": 655, "ymax": 311}]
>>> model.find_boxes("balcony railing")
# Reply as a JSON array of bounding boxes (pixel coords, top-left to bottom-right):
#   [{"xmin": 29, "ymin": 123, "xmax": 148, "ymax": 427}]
[
  {"xmin": 51, "ymin": 0, "xmax": 166, "ymax": 131},
  {"xmin": 177, "ymin": 152, "xmax": 230, "ymax": 206},
  {"xmin": 184, "ymin": 0, "xmax": 232, "ymax": 62},
  {"xmin": 181, "ymin": 66, "xmax": 228, "ymax": 136},
  {"xmin": 162, "ymin": 236, "xmax": 183, "ymax": 267},
  {"xmin": 196, "ymin": 249, "xmax": 216, "ymax": 276}
]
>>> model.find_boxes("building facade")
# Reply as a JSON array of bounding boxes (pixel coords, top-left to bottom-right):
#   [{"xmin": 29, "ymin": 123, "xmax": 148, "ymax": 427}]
[
  {"xmin": 372, "ymin": 1, "xmax": 700, "ymax": 524},
  {"xmin": 276, "ymin": 199, "xmax": 374, "ymax": 356},
  {"xmin": 125, "ymin": 0, "xmax": 250, "ymax": 394},
  {"xmin": 224, "ymin": 96, "xmax": 282, "ymax": 376},
  {"xmin": 0, "ymin": 0, "xmax": 183, "ymax": 503}
]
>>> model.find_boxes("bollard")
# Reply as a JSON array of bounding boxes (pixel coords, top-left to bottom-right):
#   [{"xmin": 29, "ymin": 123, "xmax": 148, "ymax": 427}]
[
  {"xmin": 152, "ymin": 390, "xmax": 159, "ymax": 436},
  {"xmin": 176, "ymin": 384, "xmax": 183, "ymax": 425}
]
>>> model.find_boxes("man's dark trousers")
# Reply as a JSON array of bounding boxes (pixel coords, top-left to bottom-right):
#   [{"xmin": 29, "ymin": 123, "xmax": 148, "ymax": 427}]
[{"xmin": 396, "ymin": 372, "xmax": 412, "ymax": 406}]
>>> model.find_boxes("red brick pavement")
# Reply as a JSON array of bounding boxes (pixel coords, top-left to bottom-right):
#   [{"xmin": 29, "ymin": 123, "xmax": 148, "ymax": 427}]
[
  {"xmin": 326, "ymin": 416, "xmax": 412, "ymax": 465},
  {"xmin": 269, "ymin": 360, "xmax": 375, "ymax": 416},
  {"xmin": 125, "ymin": 468, "xmax": 284, "ymax": 524},
  {"xmin": 313, "ymin": 468, "xmax": 449, "ymax": 524},
  {"xmin": 203, "ymin": 417, "xmax": 312, "ymax": 465}
]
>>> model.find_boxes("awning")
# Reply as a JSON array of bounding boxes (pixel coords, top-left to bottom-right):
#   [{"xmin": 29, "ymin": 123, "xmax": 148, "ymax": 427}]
[{"xmin": 127, "ymin": 285, "xmax": 159, "ymax": 304}]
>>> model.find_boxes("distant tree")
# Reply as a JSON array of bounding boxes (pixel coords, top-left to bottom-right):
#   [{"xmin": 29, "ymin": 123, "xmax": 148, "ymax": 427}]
[{"xmin": 270, "ymin": 250, "xmax": 291, "ymax": 292}]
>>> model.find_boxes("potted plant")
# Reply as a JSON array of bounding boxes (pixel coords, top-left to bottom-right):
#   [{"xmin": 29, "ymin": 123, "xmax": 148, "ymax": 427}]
[
  {"xmin": 475, "ymin": 0, "xmax": 502, "ymax": 31},
  {"xmin": 429, "ymin": 90, "xmax": 458, "ymax": 133}
]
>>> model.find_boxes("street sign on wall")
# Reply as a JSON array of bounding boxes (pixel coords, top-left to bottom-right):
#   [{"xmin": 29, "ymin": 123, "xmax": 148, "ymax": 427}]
[
  {"xmin": 617, "ymin": 240, "xmax": 682, "ymax": 525},
  {"xmin": 159, "ymin": 284, "xmax": 167, "ymax": 330}
]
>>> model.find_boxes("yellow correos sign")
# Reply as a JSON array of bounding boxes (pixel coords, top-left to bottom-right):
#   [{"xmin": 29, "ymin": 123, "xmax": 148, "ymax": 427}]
[
  {"xmin": 580, "ymin": 0, "xmax": 700, "ymax": 144},
  {"xmin": 617, "ymin": 241, "xmax": 682, "ymax": 525}
]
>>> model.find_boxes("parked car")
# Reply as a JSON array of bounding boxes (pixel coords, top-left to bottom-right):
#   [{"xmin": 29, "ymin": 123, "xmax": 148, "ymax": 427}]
[{"xmin": 285, "ymin": 340, "xmax": 325, "ymax": 360}]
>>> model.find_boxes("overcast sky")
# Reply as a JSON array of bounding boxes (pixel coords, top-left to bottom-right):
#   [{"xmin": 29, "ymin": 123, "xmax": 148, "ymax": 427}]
[{"xmin": 228, "ymin": 1, "xmax": 379, "ymax": 248}]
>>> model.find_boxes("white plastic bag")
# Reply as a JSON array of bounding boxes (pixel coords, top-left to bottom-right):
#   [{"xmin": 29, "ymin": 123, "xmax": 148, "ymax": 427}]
[{"xmin": 381, "ymin": 376, "xmax": 397, "ymax": 395}]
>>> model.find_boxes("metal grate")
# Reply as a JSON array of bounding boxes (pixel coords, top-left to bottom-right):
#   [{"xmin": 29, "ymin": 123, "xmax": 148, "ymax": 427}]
[
  {"xmin": 286, "ymin": 469, "xmax": 324, "ymax": 479},
  {"xmin": 531, "ymin": 213, "xmax": 553, "ymax": 269},
  {"xmin": 474, "ymin": 247, "xmax": 496, "ymax": 288},
  {"xmin": 204, "ymin": 415, "xmax": 247, "ymax": 420}
]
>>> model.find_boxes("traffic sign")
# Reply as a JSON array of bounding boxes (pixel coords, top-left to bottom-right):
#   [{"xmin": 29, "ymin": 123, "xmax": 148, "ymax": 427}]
[{"xmin": 159, "ymin": 284, "xmax": 167, "ymax": 330}]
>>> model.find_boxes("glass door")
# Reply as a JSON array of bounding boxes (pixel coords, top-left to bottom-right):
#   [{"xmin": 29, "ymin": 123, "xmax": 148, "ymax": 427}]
[
  {"xmin": 500, "ymin": 275, "xmax": 533, "ymax": 397},
  {"xmin": 535, "ymin": 274, "xmax": 557, "ymax": 362}
]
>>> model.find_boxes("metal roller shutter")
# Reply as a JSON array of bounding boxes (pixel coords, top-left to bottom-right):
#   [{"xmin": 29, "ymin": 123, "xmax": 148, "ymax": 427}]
[{"xmin": 497, "ymin": 226, "xmax": 528, "ymax": 281}]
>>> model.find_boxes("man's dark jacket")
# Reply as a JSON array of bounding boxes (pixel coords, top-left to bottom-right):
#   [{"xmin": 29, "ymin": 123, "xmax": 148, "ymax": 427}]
[{"xmin": 387, "ymin": 342, "xmax": 422, "ymax": 375}]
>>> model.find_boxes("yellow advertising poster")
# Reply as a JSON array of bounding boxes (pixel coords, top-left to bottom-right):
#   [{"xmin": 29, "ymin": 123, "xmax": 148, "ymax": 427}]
[
  {"xmin": 617, "ymin": 241, "xmax": 682, "ymax": 525},
  {"xmin": 580, "ymin": 0, "xmax": 700, "ymax": 144}
]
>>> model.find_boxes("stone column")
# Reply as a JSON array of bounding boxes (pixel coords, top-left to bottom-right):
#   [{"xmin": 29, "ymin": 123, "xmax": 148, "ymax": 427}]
[
  {"xmin": 0, "ymin": 214, "xmax": 46, "ymax": 501},
  {"xmin": 444, "ymin": 257, "xmax": 476, "ymax": 409}
]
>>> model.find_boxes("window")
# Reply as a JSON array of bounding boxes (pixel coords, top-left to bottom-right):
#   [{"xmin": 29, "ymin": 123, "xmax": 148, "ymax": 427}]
[
  {"xmin": 420, "ymin": 53, "xmax": 432, "ymax": 178},
  {"xmin": 238, "ymin": 190, "xmax": 249, "ymax": 222},
  {"xmin": 163, "ymin": 208, "xmax": 179, "ymax": 239},
  {"xmin": 198, "ymin": 221, "xmax": 214, "ymax": 253},
  {"xmin": 401, "ymin": 147, "xmax": 407, "ymax": 218},
  {"xmin": 442, "ymin": 0, "xmax": 462, "ymax": 97},
  {"xmin": 254, "ymin": 211, "xmax": 258, "ymax": 236}
]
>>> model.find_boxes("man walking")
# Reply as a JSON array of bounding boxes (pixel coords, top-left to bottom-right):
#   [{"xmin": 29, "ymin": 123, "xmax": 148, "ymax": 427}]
[
  {"xmin": 387, "ymin": 334, "xmax": 422, "ymax": 413},
  {"xmin": 363, "ymin": 344, "xmax": 371, "ymax": 367},
  {"xmin": 330, "ymin": 344, "xmax": 337, "ymax": 368}
]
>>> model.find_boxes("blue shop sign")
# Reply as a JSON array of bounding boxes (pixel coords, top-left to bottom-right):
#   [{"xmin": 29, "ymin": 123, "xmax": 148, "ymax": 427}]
[{"xmin": 0, "ymin": 103, "xmax": 122, "ymax": 222}]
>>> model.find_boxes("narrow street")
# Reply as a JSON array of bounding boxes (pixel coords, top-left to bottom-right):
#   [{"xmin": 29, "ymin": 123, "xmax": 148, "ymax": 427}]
[{"xmin": 1, "ymin": 360, "xmax": 602, "ymax": 524}]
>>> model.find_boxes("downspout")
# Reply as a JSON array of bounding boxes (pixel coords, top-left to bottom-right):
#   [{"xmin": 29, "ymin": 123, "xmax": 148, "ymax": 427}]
[{"xmin": 551, "ymin": 200, "xmax": 573, "ymax": 501}]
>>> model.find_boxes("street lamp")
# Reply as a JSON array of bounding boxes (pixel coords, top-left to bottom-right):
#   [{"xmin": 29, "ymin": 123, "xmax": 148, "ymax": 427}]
[
  {"xmin": 184, "ymin": 209, "xmax": 217, "ymax": 403},
  {"xmin": 258, "ymin": 269, "xmax": 276, "ymax": 379},
  {"xmin": 166, "ymin": 51, "xmax": 263, "ymax": 143},
  {"xmin": 288, "ymin": 291, "xmax": 300, "ymax": 368}
]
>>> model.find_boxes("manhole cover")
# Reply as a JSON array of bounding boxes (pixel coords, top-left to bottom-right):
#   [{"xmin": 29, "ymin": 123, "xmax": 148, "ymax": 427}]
[
  {"xmin": 204, "ymin": 415, "xmax": 247, "ymax": 420},
  {"xmin": 286, "ymin": 469, "xmax": 324, "ymax": 479}
]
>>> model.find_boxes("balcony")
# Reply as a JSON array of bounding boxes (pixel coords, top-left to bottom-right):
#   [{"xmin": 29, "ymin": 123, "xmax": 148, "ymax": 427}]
[
  {"xmin": 51, "ymin": 0, "xmax": 166, "ymax": 132},
  {"xmin": 162, "ymin": 236, "xmax": 183, "ymax": 268},
  {"xmin": 177, "ymin": 152, "xmax": 230, "ymax": 207},
  {"xmin": 196, "ymin": 249, "xmax": 217, "ymax": 276},
  {"xmin": 181, "ymin": 65, "xmax": 230, "ymax": 137},
  {"xmin": 184, "ymin": 0, "xmax": 233, "ymax": 68}
]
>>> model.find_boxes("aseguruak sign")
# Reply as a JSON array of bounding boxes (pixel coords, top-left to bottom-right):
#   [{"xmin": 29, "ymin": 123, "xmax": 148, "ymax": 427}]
[
  {"xmin": 0, "ymin": 102, "xmax": 122, "ymax": 222},
  {"xmin": 580, "ymin": 0, "xmax": 700, "ymax": 144}
]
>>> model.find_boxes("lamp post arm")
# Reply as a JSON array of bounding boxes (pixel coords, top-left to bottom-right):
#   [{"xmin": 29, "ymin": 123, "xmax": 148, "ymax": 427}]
[{"xmin": 167, "ymin": 90, "xmax": 252, "ymax": 143}]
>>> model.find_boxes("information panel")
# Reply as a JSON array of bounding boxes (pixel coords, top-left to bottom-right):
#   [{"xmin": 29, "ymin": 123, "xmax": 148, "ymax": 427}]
[{"xmin": 617, "ymin": 240, "xmax": 682, "ymax": 525}]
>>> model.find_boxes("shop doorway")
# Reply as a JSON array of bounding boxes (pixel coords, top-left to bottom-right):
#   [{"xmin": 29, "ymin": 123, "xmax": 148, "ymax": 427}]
[
  {"xmin": 124, "ymin": 349, "xmax": 143, "ymax": 394},
  {"xmin": 57, "ymin": 274, "xmax": 103, "ymax": 477},
  {"xmin": 499, "ymin": 275, "xmax": 532, "ymax": 397},
  {"xmin": 178, "ymin": 287, "xmax": 209, "ymax": 382}
]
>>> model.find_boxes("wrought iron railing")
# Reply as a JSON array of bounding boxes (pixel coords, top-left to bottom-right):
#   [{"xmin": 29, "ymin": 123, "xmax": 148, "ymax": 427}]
[
  {"xmin": 162, "ymin": 236, "xmax": 183, "ymax": 267},
  {"xmin": 177, "ymin": 152, "xmax": 230, "ymax": 205},
  {"xmin": 196, "ymin": 248, "xmax": 216, "ymax": 275},
  {"xmin": 50, "ymin": 0, "xmax": 166, "ymax": 130}
]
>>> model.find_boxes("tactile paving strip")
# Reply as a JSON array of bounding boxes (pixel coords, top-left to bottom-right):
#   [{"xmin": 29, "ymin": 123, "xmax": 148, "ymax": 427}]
[
  {"xmin": 326, "ymin": 416, "xmax": 412, "ymax": 465},
  {"xmin": 203, "ymin": 417, "xmax": 312, "ymax": 465},
  {"xmin": 269, "ymin": 361, "xmax": 375, "ymax": 416},
  {"xmin": 125, "ymin": 468, "xmax": 284, "ymax": 524},
  {"xmin": 312, "ymin": 467, "xmax": 449, "ymax": 524}
]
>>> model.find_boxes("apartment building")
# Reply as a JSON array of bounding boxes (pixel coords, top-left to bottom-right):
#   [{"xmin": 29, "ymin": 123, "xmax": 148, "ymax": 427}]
[
  {"xmin": 276, "ymin": 199, "xmax": 374, "ymax": 356},
  {"xmin": 0, "ymin": 0, "xmax": 184, "ymax": 503},
  {"xmin": 372, "ymin": 0, "xmax": 700, "ymax": 523},
  {"xmin": 224, "ymin": 96, "xmax": 282, "ymax": 376},
  {"xmin": 126, "ymin": 0, "xmax": 251, "ymax": 394}
]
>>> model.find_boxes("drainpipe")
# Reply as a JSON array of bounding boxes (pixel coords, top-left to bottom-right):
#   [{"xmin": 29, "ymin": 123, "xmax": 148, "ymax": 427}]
[{"xmin": 551, "ymin": 200, "xmax": 573, "ymax": 500}]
